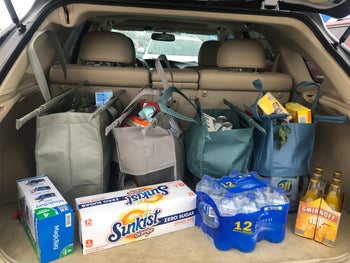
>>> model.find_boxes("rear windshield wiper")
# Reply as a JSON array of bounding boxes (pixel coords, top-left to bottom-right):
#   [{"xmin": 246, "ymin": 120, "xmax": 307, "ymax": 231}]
[{"xmin": 3, "ymin": 0, "xmax": 26, "ymax": 34}]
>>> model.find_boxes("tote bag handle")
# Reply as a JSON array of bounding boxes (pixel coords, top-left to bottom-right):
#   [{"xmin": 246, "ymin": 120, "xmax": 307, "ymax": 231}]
[
  {"xmin": 158, "ymin": 86, "xmax": 198, "ymax": 123},
  {"xmin": 292, "ymin": 80, "xmax": 321, "ymax": 117},
  {"xmin": 223, "ymin": 99, "xmax": 266, "ymax": 134}
]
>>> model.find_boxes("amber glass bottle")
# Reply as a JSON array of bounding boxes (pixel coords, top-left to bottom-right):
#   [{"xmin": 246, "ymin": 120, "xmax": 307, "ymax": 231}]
[
  {"xmin": 301, "ymin": 178, "xmax": 322, "ymax": 203},
  {"xmin": 325, "ymin": 183, "xmax": 342, "ymax": 212}
]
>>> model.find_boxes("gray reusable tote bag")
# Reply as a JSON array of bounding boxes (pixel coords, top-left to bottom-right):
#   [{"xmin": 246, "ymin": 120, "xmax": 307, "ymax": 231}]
[
  {"xmin": 34, "ymin": 89, "xmax": 125, "ymax": 206},
  {"xmin": 105, "ymin": 87, "xmax": 185, "ymax": 187}
]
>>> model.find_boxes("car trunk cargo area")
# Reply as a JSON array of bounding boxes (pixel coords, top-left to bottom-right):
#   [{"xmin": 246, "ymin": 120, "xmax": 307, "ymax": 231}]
[{"xmin": 1, "ymin": 87, "xmax": 350, "ymax": 263}]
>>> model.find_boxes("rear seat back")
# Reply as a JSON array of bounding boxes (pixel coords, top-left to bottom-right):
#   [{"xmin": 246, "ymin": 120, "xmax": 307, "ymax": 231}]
[
  {"xmin": 186, "ymin": 40, "xmax": 221, "ymax": 69},
  {"xmin": 151, "ymin": 68, "xmax": 199, "ymax": 90},
  {"xmin": 197, "ymin": 40, "xmax": 221, "ymax": 68},
  {"xmin": 49, "ymin": 31, "xmax": 150, "ymax": 100},
  {"xmin": 151, "ymin": 58, "xmax": 200, "ymax": 129},
  {"xmin": 198, "ymin": 39, "xmax": 293, "ymax": 109}
]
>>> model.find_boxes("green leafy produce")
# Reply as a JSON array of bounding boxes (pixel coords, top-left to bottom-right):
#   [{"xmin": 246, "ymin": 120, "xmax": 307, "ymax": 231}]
[{"xmin": 274, "ymin": 120, "xmax": 291, "ymax": 149}]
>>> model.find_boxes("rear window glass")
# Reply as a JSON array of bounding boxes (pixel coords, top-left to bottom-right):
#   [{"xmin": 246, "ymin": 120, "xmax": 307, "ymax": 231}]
[{"xmin": 146, "ymin": 38, "xmax": 202, "ymax": 56}]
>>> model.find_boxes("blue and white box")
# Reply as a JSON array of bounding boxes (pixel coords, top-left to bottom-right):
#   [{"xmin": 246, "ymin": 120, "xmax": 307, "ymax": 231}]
[
  {"xmin": 17, "ymin": 175, "xmax": 74, "ymax": 263},
  {"xmin": 95, "ymin": 90, "xmax": 113, "ymax": 107}
]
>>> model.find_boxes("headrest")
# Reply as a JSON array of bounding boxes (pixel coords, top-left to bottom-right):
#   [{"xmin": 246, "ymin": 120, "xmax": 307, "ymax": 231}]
[
  {"xmin": 217, "ymin": 39, "xmax": 265, "ymax": 69},
  {"xmin": 198, "ymin": 40, "xmax": 221, "ymax": 67},
  {"xmin": 79, "ymin": 31, "xmax": 136, "ymax": 65}
]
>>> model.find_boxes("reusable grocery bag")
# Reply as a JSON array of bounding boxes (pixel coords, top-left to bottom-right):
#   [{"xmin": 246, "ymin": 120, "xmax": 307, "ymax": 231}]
[
  {"xmin": 105, "ymin": 86, "xmax": 186, "ymax": 187},
  {"xmin": 183, "ymin": 96, "xmax": 265, "ymax": 179},
  {"xmin": 33, "ymin": 89, "xmax": 125, "ymax": 206},
  {"xmin": 250, "ymin": 79, "xmax": 346, "ymax": 177}
]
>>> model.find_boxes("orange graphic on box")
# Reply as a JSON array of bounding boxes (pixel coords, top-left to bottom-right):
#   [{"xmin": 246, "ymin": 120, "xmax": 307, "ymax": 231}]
[
  {"xmin": 86, "ymin": 239, "xmax": 93, "ymax": 248},
  {"xmin": 125, "ymin": 185, "xmax": 169, "ymax": 206},
  {"xmin": 107, "ymin": 208, "xmax": 161, "ymax": 243}
]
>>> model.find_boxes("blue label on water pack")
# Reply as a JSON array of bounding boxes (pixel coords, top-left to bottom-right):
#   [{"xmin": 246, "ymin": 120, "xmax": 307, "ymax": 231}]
[{"xmin": 218, "ymin": 173, "xmax": 267, "ymax": 194}]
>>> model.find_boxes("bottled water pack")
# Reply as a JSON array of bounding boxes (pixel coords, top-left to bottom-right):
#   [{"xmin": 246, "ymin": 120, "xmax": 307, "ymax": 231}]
[{"xmin": 195, "ymin": 170, "xmax": 290, "ymax": 252}]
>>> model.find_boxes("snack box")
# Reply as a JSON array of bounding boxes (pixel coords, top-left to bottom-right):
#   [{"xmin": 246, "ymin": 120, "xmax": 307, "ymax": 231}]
[
  {"xmin": 257, "ymin": 92, "xmax": 291, "ymax": 121},
  {"xmin": 17, "ymin": 175, "xmax": 74, "ymax": 263},
  {"xmin": 285, "ymin": 102, "xmax": 311, "ymax": 123},
  {"xmin": 294, "ymin": 183, "xmax": 344, "ymax": 247},
  {"xmin": 76, "ymin": 180, "xmax": 196, "ymax": 255}
]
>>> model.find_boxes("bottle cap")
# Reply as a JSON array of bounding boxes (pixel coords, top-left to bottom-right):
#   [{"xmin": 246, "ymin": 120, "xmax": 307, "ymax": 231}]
[
  {"xmin": 246, "ymin": 193, "xmax": 256, "ymax": 201},
  {"xmin": 276, "ymin": 187, "xmax": 285, "ymax": 194},
  {"xmin": 312, "ymin": 172, "xmax": 322, "ymax": 179},
  {"xmin": 224, "ymin": 191, "xmax": 234, "ymax": 198},
  {"xmin": 310, "ymin": 178, "xmax": 319, "ymax": 183},
  {"xmin": 333, "ymin": 170, "xmax": 342, "ymax": 178},
  {"xmin": 332, "ymin": 177, "xmax": 342, "ymax": 184},
  {"xmin": 211, "ymin": 181, "xmax": 222, "ymax": 191},
  {"xmin": 315, "ymin": 166, "xmax": 323, "ymax": 172}
]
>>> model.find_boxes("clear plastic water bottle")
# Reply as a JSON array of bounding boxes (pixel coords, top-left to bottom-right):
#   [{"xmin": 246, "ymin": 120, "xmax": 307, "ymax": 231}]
[
  {"xmin": 209, "ymin": 181, "xmax": 224, "ymax": 203},
  {"xmin": 218, "ymin": 192, "xmax": 239, "ymax": 217},
  {"xmin": 262, "ymin": 185, "xmax": 275, "ymax": 203},
  {"xmin": 198, "ymin": 201, "xmax": 220, "ymax": 228},
  {"xmin": 241, "ymin": 193, "xmax": 260, "ymax": 213},
  {"xmin": 254, "ymin": 187, "xmax": 268, "ymax": 208},
  {"xmin": 196, "ymin": 177, "xmax": 222, "ymax": 228},
  {"xmin": 271, "ymin": 187, "xmax": 289, "ymax": 205},
  {"xmin": 233, "ymin": 192, "xmax": 244, "ymax": 206},
  {"xmin": 196, "ymin": 175, "xmax": 213, "ymax": 194}
]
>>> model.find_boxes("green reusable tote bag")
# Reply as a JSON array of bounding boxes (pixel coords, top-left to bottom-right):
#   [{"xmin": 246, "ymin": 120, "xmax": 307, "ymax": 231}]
[
  {"xmin": 158, "ymin": 86, "xmax": 264, "ymax": 179},
  {"xmin": 184, "ymin": 98, "xmax": 265, "ymax": 179}
]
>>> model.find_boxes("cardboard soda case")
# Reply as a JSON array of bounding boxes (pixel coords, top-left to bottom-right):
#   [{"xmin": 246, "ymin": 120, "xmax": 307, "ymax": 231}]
[
  {"xmin": 17, "ymin": 175, "xmax": 74, "ymax": 263},
  {"xmin": 75, "ymin": 180, "xmax": 196, "ymax": 255},
  {"xmin": 294, "ymin": 182, "xmax": 343, "ymax": 247}
]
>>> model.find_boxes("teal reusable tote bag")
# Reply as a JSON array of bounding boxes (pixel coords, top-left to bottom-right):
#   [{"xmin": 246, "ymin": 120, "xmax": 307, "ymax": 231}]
[
  {"xmin": 184, "ymin": 98, "xmax": 265, "ymax": 179},
  {"xmin": 158, "ymin": 85, "xmax": 264, "ymax": 179}
]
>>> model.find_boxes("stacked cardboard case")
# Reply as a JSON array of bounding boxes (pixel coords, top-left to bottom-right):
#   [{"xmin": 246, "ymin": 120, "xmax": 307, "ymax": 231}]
[
  {"xmin": 17, "ymin": 175, "xmax": 74, "ymax": 263},
  {"xmin": 75, "ymin": 180, "xmax": 197, "ymax": 255},
  {"xmin": 294, "ymin": 182, "xmax": 344, "ymax": 247}
]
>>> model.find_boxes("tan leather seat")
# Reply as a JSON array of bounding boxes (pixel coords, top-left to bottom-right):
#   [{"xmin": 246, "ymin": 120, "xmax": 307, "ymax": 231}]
[
  {"xmin": 198, "ymin": 39, "xmax": 293, "ymax": 109},
  {"xmin": 49, "ymin": 31, "xmax": 150, "ymax": 89},
  {"xmin": 185, "ymin": 40, "xmax": 221, "ymax": 70},
  {"xmin": 197, "ymin": 40, "xmax": 221, "ymax": 68}
]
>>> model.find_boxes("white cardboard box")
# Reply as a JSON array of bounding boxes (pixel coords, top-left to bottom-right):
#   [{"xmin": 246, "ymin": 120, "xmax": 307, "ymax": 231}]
[
  {"xmin": 17, "ymin": 175, "xmax": 74, "ymax": 263},
  {"xmin": 76, "ymin": 180, "xmax": 196, "ymax": 255}
]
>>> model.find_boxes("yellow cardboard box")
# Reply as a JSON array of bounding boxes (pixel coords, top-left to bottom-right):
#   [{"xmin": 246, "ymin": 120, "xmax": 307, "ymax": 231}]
[
  {"xmin": 258, "ymin": 92, "xmax": 291, "ymax": 121},
  {"xmin": 285, "ymin": 102, "xmax": 311, "ymax": 123},
  {"xmin": 294, "ymin": 187, "xmax": 343, "ymax": 247}
]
